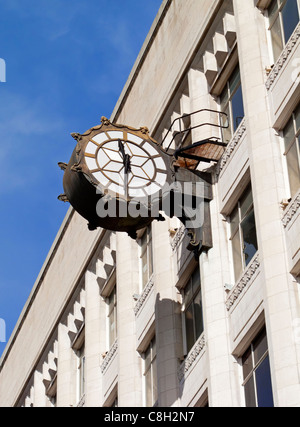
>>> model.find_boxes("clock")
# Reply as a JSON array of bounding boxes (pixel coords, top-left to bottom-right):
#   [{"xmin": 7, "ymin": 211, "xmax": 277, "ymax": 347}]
[
  {"xmin": 83, "ymin": 125, "xmax": 168, "ymax": 200},
  {"xmin": 59, "ymin": 117, "xmax": 173, "ymax": 236},
  {"xmin": 59, "ymin": 117, "xmax": 214, "ymax": 253}
]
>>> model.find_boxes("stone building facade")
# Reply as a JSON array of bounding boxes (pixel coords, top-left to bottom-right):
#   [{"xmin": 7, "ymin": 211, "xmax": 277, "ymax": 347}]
[{"xmin": 0, "ymin": 0, "xmax": 300, "ymax": 407}]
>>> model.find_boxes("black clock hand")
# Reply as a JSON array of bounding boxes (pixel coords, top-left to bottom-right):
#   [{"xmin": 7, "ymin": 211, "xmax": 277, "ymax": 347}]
[
  {"xmin": 118, "ymin": 139, "xmax": 131, "ymax": 173},
  {"xmin": 118, "ymin": 139, "xmax": 126, "ymax": 159},
  {"xmin": 118, "ymin": 139, "xmax": 131, "ymax": 198}
]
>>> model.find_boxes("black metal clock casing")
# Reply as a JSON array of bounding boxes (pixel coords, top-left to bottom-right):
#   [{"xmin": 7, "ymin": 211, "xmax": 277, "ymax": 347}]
[{"xmin": 59, "ymin": 117, "xmax": 173, "ymax": 237}]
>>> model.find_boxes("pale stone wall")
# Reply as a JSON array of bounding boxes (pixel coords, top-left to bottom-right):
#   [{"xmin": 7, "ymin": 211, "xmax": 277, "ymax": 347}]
[{"xmin": 1, "ymin": 0, "xmax": 300, "ymax": 407}]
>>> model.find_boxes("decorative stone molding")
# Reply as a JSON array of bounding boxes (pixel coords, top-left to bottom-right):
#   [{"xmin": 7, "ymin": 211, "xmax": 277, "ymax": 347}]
[
  {"xmin": 203, "ymin": 12, "xmax": 236, "ymax": 86},
  {"xmin": 100, "ymin": 339, "xmax": 118, "ymax": 374},
  {"xmin": 178, "ymin": 334, "xmax": 206, "ymax": 382},
  {"xmin": 134, "ymin": 275, "xmax": 154, "ymax": 316},
  {"xmin": 226, "ymin": 252, "xmax": 260, "ymax": 311},
  {"xmin": 42, "ymin": 340, "xmax": 58, "ymax": 393},
  {"xmin": 67, "ymin": 288, "xmax": 86, "ymax": 346},
  {"xmin": 266, "ymin": 22, "xmax": 300, "ymax": 91},
  {"xmin": 216, "ymin": 119, "xmax": 246, "ymax": 176},
  {"xmin": 282, "ymin": 191, "xmax": 300, "ymax": 228},
  {"xmin": 171, "ymin": 225, "xmax": 186, "ymax": 252},
  {"xmin": 96, "ymin": 232, "xmax": 116, "ymax": 293}
]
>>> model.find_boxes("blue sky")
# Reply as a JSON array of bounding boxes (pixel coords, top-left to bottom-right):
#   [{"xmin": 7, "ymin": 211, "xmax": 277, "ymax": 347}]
[{"xmin": 0, "ymin": 0, "xmax": 162, "ymax": 357}]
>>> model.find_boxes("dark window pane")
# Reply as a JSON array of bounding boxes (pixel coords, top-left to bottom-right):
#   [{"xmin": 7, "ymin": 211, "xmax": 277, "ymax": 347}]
[
  {"xmin": 271, "ymin": 15, "xmax": 284, "ymax": 61},
  {"xmin": 152, "ymin": 356, "xmax": 158, "ymax": 404},
  {"xmin": 230, "ymin": 206, "xmax": 239, "ymax": 236},
  {"xmin": 220, "ymin": 84, "xmax": 229, "ymax": 108},
  {"xmin": 145, "ymin": 369, "xmax": 152, "ymax": 407},
  {"xmin": 255, "ymin": 356, "xmax": 274, "ymax": 407},
  {"xmin": 269, "ymin": 0, "xmax": 279, "ymax": 22},
  {"xmin": 141, "ymin": 250, "xmax": 148, "ymax": 288},
  {"xmin": 232, "ymin": 230, "xmax": 243, "ymax": 280},
  {"xmin": 231, "ymin": 84, "xmax": 244, "ymax": 131},
  {"xmin": 282, "ymin": 0, "xmax": 299, "ymax": 43},
  {"xmin": 244, "ymin": 375, "xmax": 256, "ymax": 407},
  {"xmin": 144, "ymin": 346, "xmax": 151, "ymax": 372},
  {"xmin": 194, "ymin": 290, "xmax": 204, "ymax": 341},
  {"xmin": 283, "ymin": 117, "xmax": 295, "ymax": 150},
  {"xmin": 241, "ymin": 210, "xmax": 258, "ymax": 267},
  {"xmin": 295, "ymin": 104, "xmax": 300, "ymax": 131},
  {"xmin": 148, "ymin": 238, "xmax": 153, "ymax": 277},
  {"xmin": 185, "ymin": 304, "xmax": 195, "ymax": 353},
  {"xmin": 152, "ymin": 336, "xmax": 156, "ymax": 358},
  {"xmin": 192, "ymin": 268, "xmax": 201, "ymax": 294},
  {"xmin": 286, "ymin": 141, "xmax": 300, "ymax": 197},
  {"xmin": 184, "ymin": 280, "xmax": 193, "ymax": 306},
  {"xmin": 242, "ymin": 347, "xmax": 253, "ymax": 380},
  {"xmin": 221, "ymin": 103, "xmax": 232, "ymax": 143},
  {"xmin": 240, "ymin": 186, "xmax": 253, "ymax": 220},
  {"xmin": 253, "ymin": 328, "xmax": 268, "ymax": 365},
  {"xmin": 229, "ymin": 66, "xmax": 241, "ymax": 95}
]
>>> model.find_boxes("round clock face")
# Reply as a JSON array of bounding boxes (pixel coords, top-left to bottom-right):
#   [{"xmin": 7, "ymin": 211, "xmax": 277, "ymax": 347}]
[{"xmin": 83, "ymin": 130, "xmax": 168, "ymax": 199}]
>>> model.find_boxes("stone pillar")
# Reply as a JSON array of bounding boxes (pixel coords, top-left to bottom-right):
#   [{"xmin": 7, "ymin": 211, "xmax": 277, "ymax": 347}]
[
  {"xmin": 33, "ymin": 370, "xmax": 47, "ymax": 407},
  {"xmin": 153, "ymin": 218, "xmax": 182, "ymax": 407},
  {"xmin": 200, "ymin": 184, "xmax": 241, "ymax": 406},
  {"xmin": 56, "ymin": 323, "xmax": 77, "ymax": 407},
  {"xmin": 188, "ymin": 67, "xmax": 220, "ymax": 143},
  {"xmin": 116, "ymin": 233, "xmax": 142, "ymax": 407},
  {"xmin": 85, "ymin": 269, "xmax": 102, "ymax": 407},
  {"xmin": 233, "ymin": 0, "xmax": 300, "ymax": 406}
]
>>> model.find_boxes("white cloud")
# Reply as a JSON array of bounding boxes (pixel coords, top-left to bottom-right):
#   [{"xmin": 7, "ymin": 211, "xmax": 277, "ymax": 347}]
[{"xmin": 0, "ymin": 91, "xmax": 65, "ymax": 194}]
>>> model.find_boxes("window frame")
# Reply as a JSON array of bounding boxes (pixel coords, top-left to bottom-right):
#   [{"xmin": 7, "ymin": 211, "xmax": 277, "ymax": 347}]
[
  {"xmin": 181, "ymin": 266, "xmax": 204, "ymax": 356},
  {"xmin": 219, "ymin": 64, "xmax": 245, "ymax": 143},
  {"xmin": 139, "ymin": 226, "xmax": 154, "ymax": 290},
  {"xmin": 77, "ymin": 343, "xmax": 85, "ymax": 402},
  {"xmin": 107, "ymin": 284, "xmax": 117, "ymax": 350},
  {"xmin": 242, "ymin": 327, "xmax": 274, "ymax": 407},
  {"xmin": 143, "ymin": 336, "xmax": 158, "ymax": 407},
  {"xmin": 229, "ymin": 185, "xmax": 258, "ymax": 282},
  {"xmin": 268, "ymin": 0, "xmax": 300, "ymax": 62},
  {"xmin": 283, "ymin": 104, "xmax": 300, "ymax": 198}
]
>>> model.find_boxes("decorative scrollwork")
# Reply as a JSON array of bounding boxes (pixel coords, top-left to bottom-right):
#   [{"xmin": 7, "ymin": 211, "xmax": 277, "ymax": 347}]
[
  {"xmin": 266, "ymin": 22, "xmax": 300, "ymax": 91},
  {"xmin": 100, "ymin": 340, "xmax": 118, "ymax": 373},
  {"xmin": 178, "ymin": 334, "xmax": 206, "ymax": 382},
  {"xmin": 225, "ymin": 252, "xmax": 260, "ymax": 311},
  {"xmin": 282, "ymin": 191, "xmax": 300, "ymax": 228},
  {"xmin": 134, "ymin": 275, "xmax": 154, "ymax": 316}
]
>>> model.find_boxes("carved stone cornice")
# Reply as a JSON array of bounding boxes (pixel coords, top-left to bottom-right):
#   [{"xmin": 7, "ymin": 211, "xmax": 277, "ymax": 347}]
[
  {"xmin": 216, "ymin": 119, "xmax": 246, "ymax": 176},
  {"xmin": 226, "ymin": 252, "xmax": 260, "ymax": 311},
  {"xmin": 100, "ymin": 340, "xmax": 118, "ymax": 373},
  {"xmin": 134, "ymin": 275, "xmax": 154, "ymax": 316},
  {"xmin": 266, "ymin": 22, "xmax": 300, "ymax": 91},
  {"xmin": 282, "ymin": 191, "xmax": 300, "ymax": 228},
  {"xmin": 178, "ymin": 334, "xmax": 206, "ymax": 382}
]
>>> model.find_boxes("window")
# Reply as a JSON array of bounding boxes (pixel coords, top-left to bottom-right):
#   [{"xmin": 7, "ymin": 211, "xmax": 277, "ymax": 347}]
[
  {"xmin": 143, "ymin": 336, "xmax": 157, "ymax": 407},
  {"xmin": 111, "ymin": 396, "xmax": 118, "ymax": 407},
  {"xmin": 242, "ymin": 327, "xmax": 274, "ymax": 407},
  {"xmin": 268, "ymin": 0, "xmax": 300, "ymax": 62},
  {"xmin": 283, "ymin": 104, "xmax": 300, "ymax": 197},
  {"xmin": 45, "ymin": 375, "xmax": 57, "ymax": 407},
  {"xmin": 77, "ymin": 344, "xmax": 85, "ymax": 401},
  {"xmin": 220, "ymin": 65, "xmax": 245, "ymax": 142},
  {"xmin": 107, "ymin": 285, "xmax": 117, "ymax": 348},
  {"xmin": 230, "ymin": 185, "xmax": 258, "ymax": 281},
  {"xmin": 182, "ymin": 267, "xmax": 204, "ymax": 355},
  {"xmin": 140, "ymin": 226, "xmax": 153, "ymax": 289}
]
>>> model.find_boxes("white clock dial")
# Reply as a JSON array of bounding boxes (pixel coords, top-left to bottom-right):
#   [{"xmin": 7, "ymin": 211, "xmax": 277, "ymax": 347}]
[{"xmin": 84, "ymin": 130, "xmax": 167, "ymax": 198}]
